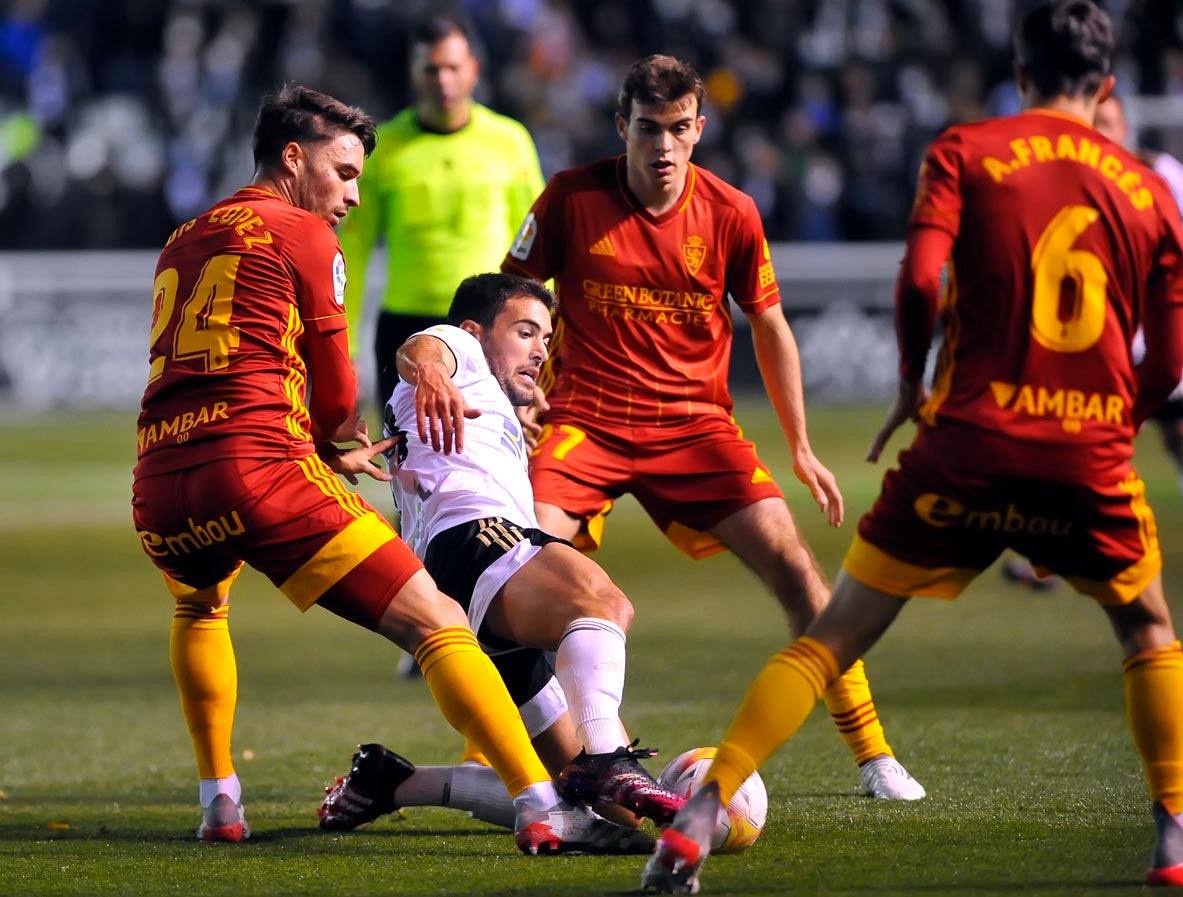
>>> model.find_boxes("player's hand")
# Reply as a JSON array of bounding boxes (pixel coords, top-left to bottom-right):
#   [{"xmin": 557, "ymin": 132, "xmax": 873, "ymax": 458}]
[
  {"xmin": 867, "ymin": 379, "xmax": 928, "ymax": 463},
  {"xmin": 792, "ymin": 448, "xmax": 844, "ymax": 527},
  {"xmin": 517, "ymin": 386, "xmax": 550, "ymax": 453},
  {"xmin": 325, "ymin": 436, "xmax": 398, "ymax": 485},
  {"xmin": 414, "ymin": 362, "xmax": 481, "ymax": 454},
  {"xmin": 330, "ymin": 413, "xmax": 372, "ymax": 448}
]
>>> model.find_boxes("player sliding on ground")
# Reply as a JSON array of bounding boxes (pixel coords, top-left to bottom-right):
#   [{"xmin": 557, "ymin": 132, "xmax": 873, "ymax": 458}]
[
  {"xmin": 643, "ymin": 1, "xmax": 1183, "ymax": 891},
  {"xmin": 318, "ymin": 273, "xmax": 684, "ymax": 841}
]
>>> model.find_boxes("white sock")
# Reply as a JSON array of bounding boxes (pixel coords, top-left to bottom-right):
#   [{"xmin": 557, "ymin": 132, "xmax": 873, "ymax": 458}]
[
  {"xmin": 512, "ymin": 780, "xmax": 560, "ymax": 814},
  {"xmin": 199, "ymin": 774, "xmax": 241, "ymax": 808},
  {"xmin": 389, "ymin": 765, "xmax": 452, "ymax": 808},
  {"xmin": 393, "ymin": 764, "xmax": 517, "ymax": 829},
  {"xmin": 449, "ymin": 764, "xmax": 516, "ymax": 828},
  {"xmin": 555, "ymin": 617, "xmax": 627, "ymax": 754}
]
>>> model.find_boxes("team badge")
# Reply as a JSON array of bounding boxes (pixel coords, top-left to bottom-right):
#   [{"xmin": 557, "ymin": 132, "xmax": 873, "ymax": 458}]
[
  {"xmin": 682, "ymin": 234, "xmax": 706, "ymax": 275},
  {"xmin": 332, "ymin": 252, "xmax": 347, "ymax": 305},
  {"xmin": 509, "ymin": 212, "xmax": 538, "ymax": 261}
]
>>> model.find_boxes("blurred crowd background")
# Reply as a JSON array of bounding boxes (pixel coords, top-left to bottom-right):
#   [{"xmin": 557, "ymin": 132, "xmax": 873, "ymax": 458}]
[{"xmin": 0, "ymin": 0, "xmax": 1180, "ymax": 249}]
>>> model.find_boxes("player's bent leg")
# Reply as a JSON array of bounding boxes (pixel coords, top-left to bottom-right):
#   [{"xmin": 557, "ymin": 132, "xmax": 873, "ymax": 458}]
[
  {"xmin": 642, "ymin": 575, "xmax": 906, "ymax": 891},
  {"xmin": 318, "ymin": 544, "xmax": 580, "ymax": 851},
  {"xmin": 372, "ymin": 569, "xmax": 554, "ymax": 799},
  {"xmin": 489, "ymin": 544, "xmax": 683, "ymax": 824},
  {"xmin": 1100, "ymin": 577, "xmax": 1183, "ymax": 885},
  {"xmin": 711, "ymin": 502, "xmax": 920, "ymax": 795},
  {"xmin": 711, "ymin": 573, "xmax": 909, "ymax": 803},
  {"xmin": 710, "ymin": 498, "xmax": 829, "ymax": 633}
]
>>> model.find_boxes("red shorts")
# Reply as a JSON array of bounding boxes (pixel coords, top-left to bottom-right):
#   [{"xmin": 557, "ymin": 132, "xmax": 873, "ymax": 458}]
[
  {"xmin": 846, "ymin": 440, "xmax": 1161, "ymax": 605},
  {"xmin": 529, "ymin": 412, "xmax": 784, "ymax": 558},
  {"xmin": 132, "ymin": 454, "xmax": 422, "ymax": 627}
]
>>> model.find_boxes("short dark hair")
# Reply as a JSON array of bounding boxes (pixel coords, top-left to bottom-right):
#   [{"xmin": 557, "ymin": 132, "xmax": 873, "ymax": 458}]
[
  {"xmin": 410, "ymin": 10, "xmax": 475, "ymax": 49},
  {"xmin": 252, "ymin": 85, "xmax": 377, "ymax": 171},
  {"xmin": 448, "ymin": 273, "xmax": 556, "ymax": 328},
  {"xmin": 1014, "ymin": 0, "xmax": 1114, "ymax": 99},
  {"xmin": 617, "ymin": 55, "xmax": 704, "ymax": 120}
]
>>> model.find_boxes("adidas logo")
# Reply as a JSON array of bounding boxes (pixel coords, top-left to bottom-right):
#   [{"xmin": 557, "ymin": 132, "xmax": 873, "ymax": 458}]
[
  {"xmin": 589, "ymin": 236, "xmax": 615, "ymax": 256},
  {"xmin": 751, "ymin": 468, "xmax": 773, "ymax": 485}
]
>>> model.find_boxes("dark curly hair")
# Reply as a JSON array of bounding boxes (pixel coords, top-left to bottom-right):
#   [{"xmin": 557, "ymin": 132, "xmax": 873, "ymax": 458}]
[
  {"xmin": 1014, "ymin": 0, "xmax": 1115, "ymax": 99},
  {"xmin": 448, "ymin": 273, "xmax": 556, "ymax": 328},
  {"xmin": 252, "ymin": 84, "xmax": 377, "ymax": 171}
]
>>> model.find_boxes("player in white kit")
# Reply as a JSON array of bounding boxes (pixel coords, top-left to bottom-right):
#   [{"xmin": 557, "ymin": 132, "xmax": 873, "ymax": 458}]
[{"xmin": 319, "ymin": 273, "xmax": 684, "ymax": 838}]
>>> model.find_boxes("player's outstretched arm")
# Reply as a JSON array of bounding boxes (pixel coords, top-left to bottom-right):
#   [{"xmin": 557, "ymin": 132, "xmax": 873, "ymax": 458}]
[
  {"xmin": 395, "ymin": 334, "xmax": 480, "ymax": 454},
  {"xmin": 748, "ymin": 304, "xmax": 844, "ymax": 527}
]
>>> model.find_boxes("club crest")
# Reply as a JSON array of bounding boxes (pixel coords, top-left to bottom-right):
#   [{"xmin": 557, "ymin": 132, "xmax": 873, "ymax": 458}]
[{"xmin": 682, "ymin": 235, "xmax": 706, "ymax": 276}]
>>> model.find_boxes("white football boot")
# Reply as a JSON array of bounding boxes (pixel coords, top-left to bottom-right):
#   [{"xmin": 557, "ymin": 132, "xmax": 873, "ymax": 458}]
[{"xmin": 859, "ymin": 754, "xmax": 926, "ymax": 800}]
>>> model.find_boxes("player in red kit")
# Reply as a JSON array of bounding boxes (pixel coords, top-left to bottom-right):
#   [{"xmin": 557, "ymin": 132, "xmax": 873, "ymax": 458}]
[
  {"xmin": 503, "ymin": 54, "xmax": 923, "ymax": 802},
  {"xmin": 132, "ymin": 85, "xmax": 626, "ymax": 853},
  {"xmin": 644, "ymin": 2, "xmax": 1183, "ymax": 892}
]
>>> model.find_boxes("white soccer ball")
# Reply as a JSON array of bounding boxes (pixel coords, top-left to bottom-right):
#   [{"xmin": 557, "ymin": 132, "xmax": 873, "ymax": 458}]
[{"xmin": 657, "ymin": 746, "xmax": 768, "ymax": 854}]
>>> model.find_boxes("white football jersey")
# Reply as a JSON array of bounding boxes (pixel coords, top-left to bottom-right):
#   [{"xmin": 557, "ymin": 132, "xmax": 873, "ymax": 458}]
[{"xmin": 385, "ymin": 324, "xmax": 537, "ymax": 558}]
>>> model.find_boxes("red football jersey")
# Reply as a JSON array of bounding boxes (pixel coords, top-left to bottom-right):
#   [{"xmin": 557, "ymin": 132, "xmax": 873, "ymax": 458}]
[
  {"xmin": 908, "ymin": 109, "xmax": 1183, "ymax": 475},
  {"xmin": 135, "ymin": 187, "xmax": 351, "ymax": 477},
  {"xmin": 502, "ymin": 156, "xmax": 780, "ymax": 425}
]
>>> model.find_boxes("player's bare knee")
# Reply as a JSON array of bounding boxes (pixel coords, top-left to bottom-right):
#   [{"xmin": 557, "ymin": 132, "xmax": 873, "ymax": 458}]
[
  {"xmin": 1105, "ymin": 578, "xmax": 1177, "ymax": 657},
  {"xmin": 768, "ymin": 544, "xmax": 828, "ymax": 613},
  {"xmin": 375, "ymin": 571, "xmax": 470, "ymax": 652},
  {"xmin": 567, "ymin": 583, "xmax": 633, "ymax": 631}
]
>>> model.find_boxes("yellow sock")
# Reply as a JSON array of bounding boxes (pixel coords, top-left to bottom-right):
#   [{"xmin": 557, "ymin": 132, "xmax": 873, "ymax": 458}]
[
  {"xmin": 1124, "ymin": 641, "xmax": 1183, "ymax": 814},
  {"xmin": 457, "ymin": 740, "xmax": 491, "ymax": 766},
  {"xmin": 170, "ymin": 603, "xmax": 237, "ymax": 779},
  {"xmin": 415, "ymin": 627, "xmax": 549, "ymax": 798},
  {"xmin": 708, "ymin": 636, "xmax": 839, "ymax": 804},
  {"xmin": 823, "ymin": 659, "xmax": 892, "ymax": 764}
]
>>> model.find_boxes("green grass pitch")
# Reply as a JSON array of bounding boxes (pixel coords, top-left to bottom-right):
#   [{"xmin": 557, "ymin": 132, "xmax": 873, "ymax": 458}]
[{"xmin": 2, "ymin": 398, "xmax": 1181, "ymax": 896}]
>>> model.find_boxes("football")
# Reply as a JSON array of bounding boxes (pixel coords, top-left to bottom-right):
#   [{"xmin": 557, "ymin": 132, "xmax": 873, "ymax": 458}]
[{"xmin": 657, "ymin": 746, "xmax": 768, "ymax": 853}]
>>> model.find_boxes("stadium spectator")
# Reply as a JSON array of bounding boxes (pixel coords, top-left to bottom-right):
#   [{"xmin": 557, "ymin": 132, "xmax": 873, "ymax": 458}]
[
  {"xmin": 643, "ymin": 2, "xmax": 1183, "ymax": 891},
  {"xmin": 130, "ymin": 84, "xmax": 629, "ymax": 853},
  {"xmin": 502, "ymin": 53, "xmax": 924, "ymax": 802},
  {"xmin": 336, "ymin": 11, "xmax": 544, "ymax": 412},
  {"xmin": 0, "ymin": 1, "xmax": 1179, "ymax": 249}
]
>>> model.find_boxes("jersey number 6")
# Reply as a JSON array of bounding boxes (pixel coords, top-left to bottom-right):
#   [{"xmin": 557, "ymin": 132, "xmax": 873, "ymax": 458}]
[{"xmin": 1030, "ymin": 204, "xmax": 1108, "ymax": 354}]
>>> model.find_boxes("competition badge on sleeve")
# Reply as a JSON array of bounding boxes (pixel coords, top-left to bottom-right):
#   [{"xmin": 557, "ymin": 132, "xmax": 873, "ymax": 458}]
[
  {"xmin": 333, "ymin": 252, "xmax": 347, "ymax": 305},
  {"xmin": 509, "ymin": 212, "xmax": 538, "ymax": 261}
]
